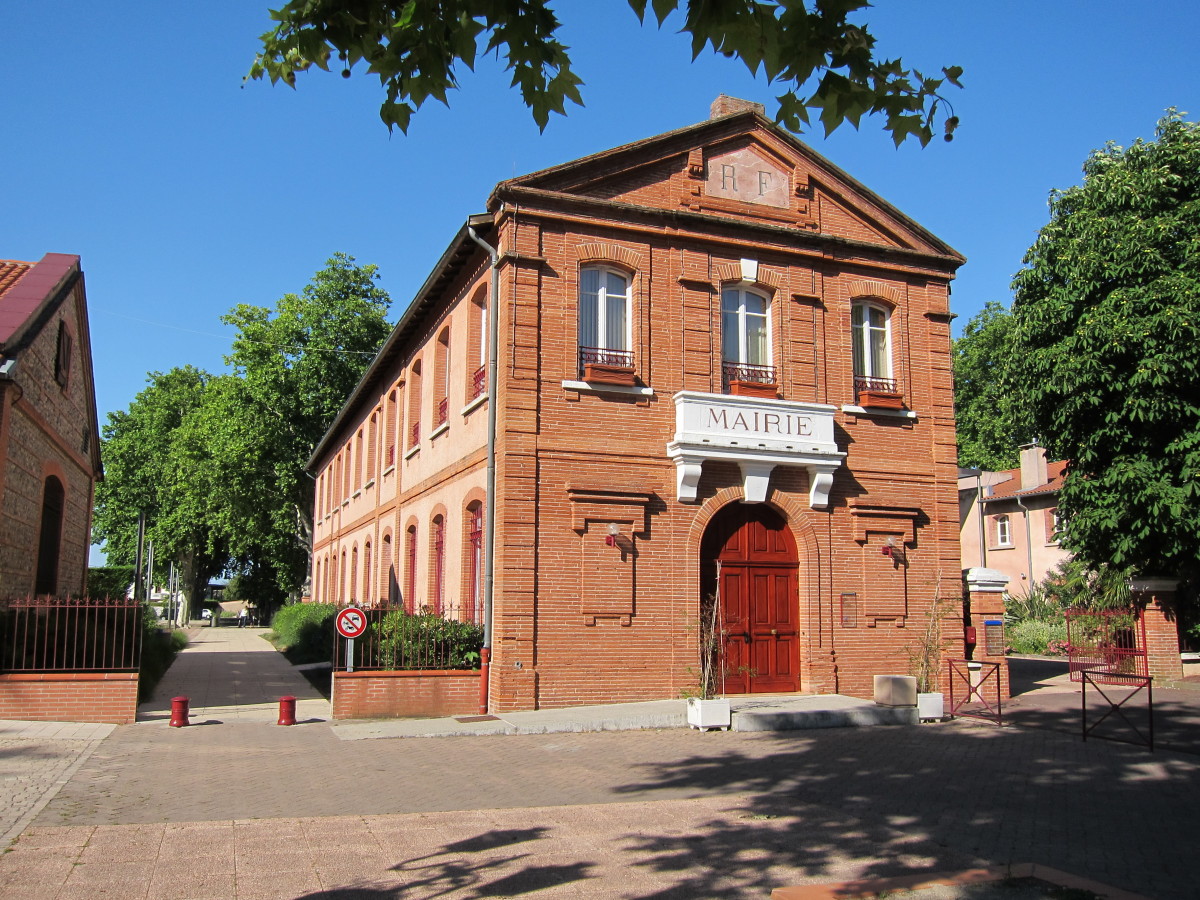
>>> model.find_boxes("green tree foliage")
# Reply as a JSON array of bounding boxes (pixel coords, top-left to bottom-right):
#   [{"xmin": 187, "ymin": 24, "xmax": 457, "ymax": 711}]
[
  {"xmin": 92, "ymin": 367, "xmax": 229, "ymax": 619},
  {"xmin": 219, "ymin": 253, "xmax": 392, "ymax": 598},
  {"xmin": 247, "ymin": 0, "xmax": 962, "ymax": 146},
  {"xmin": 952, "ymin": 301, "xmax": 1024, "ymax": 471},
  {"xmin": 1008, "ymin": 111, "xmax": 1200, "ymax": 580}
]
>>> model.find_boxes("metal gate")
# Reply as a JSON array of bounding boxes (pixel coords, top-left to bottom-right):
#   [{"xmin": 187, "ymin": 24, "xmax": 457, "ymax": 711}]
[{"xmin": 1065, "ymin": 608, "xmax": 1146, "ymax": 684}]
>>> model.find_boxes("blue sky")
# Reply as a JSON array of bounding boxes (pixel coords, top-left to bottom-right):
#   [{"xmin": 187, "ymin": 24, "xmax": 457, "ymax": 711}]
[{"xmin": 3, "ymin": 0, "xmax": 1197, "ymax": 429}]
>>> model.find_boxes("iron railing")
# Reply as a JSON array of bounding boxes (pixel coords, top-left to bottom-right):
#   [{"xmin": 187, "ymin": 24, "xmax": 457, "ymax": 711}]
[
  {"xmin": 0, "ymin": 595, "xmax": 143, "ymax": 673},
  {"xmin": 471, "ymin": 365, "xmax": 487, "ymax": 400},
  {"xmin": 1065, "ymin": 608, "xmax": 1147, "ymax": 684},
  {"xmin": 722, "ymin": 361, "xmax": 777, "ymax": 387},
  {"xmin": 410, "ymin": 421, "xmax": 420, "ymax": 447},
  {"xmin": 1082, "ymin": 670, "xmax": 1154, "ymax": 750},
  {"xmin": 854, "ymin": 375, "xmax": 899, "ymax": 395},
  {"xmin": 579, "ymin": 346, "xmax": 634, "ymax": 371},
  {"xmin": 331, "ymin": 603, "xmax": 483, "ymax": 672},
  {"xmin": 436, "ymin": 397, "xmax": 449, "ymax": 426},
  {"xmin": 385, "ymin": 443, "xmax": 395, "ymax": 468}
]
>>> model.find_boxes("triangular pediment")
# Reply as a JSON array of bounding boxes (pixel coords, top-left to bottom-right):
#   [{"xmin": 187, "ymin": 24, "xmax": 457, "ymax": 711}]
[{"xmin": 496, "ymin": 112, "xmax": 960, "ymax": 260}]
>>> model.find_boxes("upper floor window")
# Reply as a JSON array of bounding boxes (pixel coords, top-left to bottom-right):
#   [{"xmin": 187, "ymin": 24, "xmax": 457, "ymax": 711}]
[
  {"xmin": 851, "ymin": 302, "xmax": 895, "ymax": 395},
  {"xmin": 721, "ymin": 287, "xmax": 774, "ymax": 392},
  {"xmin": 54, "ymin": 322, "xmax": 72, "ymax": 387},
  {"xmin": 578, "ymin": 266, "xmax": 632, "ymax": 377},
  {"xmin": 469, "ymin": 287, "xmax": 488, "ymax": 401},
  {"xmin": 995, "ymin": 514, "xmax": 1012, "ymax": 547}
]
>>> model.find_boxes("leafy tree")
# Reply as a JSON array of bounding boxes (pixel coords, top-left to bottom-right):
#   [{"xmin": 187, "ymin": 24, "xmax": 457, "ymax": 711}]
[
  {"xmin": 1008, "ymin": 110, "xmax": 1200, "ymax": 581},
  {"xmin": 92, "ymin": 367, "xmax": 229, "ymax": 621},
  {"xmin": 219, "ymin": 253, "xmax": 392, "ymax": 598},
  {"xmin": 952, "ymin": 301, "xmax": 1024, "ymax": 471},
  {"xmin": 247, "ymin": 0, "xmax": 962, "ymax": 146}
]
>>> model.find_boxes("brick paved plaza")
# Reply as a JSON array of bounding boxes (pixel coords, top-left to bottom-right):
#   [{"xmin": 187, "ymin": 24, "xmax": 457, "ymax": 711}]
[{"xmin": 1, "ymin": 627, "xmax": 1196, "ymax": 898}]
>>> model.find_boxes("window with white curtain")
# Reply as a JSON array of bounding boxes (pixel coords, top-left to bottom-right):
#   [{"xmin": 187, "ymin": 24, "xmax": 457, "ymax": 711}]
[{"xmin": 578, "ymin": 266, "xmax": 631, "ymax": 370}]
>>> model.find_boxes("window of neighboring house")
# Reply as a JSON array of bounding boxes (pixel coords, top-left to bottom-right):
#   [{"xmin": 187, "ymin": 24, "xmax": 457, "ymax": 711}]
[
  {"xmin": 408, "ymin": 360, "xmax": 422, "ymax": 447},
  {"xmin": 721, "ymin": 286, "xmax": 774, "ymax": 388},
  {"xmin": 851, "ymin": 302, "xmax": 897, "ymax": 398},
  {"xmin": 314, "ymin": 560, "xmax": 321, "ymax": 603},
  {"xmin": 54, "ymin": 322, "xmax": 72, "ymax": 388},
  {"xmin": 578, "ymin": 266, "xmax": 632, "ymax": 376},
  {"xmin": 469, "ymin": 287, "xmax": 487, "ymax": 400},
  {"xmin": 342, "ymin": 446, "xmax": 352, "ymax": 498},
  {"xmin": 995, "ymin": 514, "xmax": 1012, "ymax": 547},
  {"xmin": 405, "ymin": 525, "xmax": 418, "ymax": 612},
  {"xmin": 466, "ymin": 501, "xmax": 483, "ymax": 624},
  {"xmin": 381, "ymin": 532, "xmax": 396, "ymax": 606},
  {"xmin": 431, "ymin": 514, "xmax": 445, "ymax": 615},
  {"xmin": 435, "ymin": 328, "xmax": 450, "ymax": 427},
  {"xmin": 339, "ymin": 550, "xmax": 346, "ymax": 603},
  {"xmin": 350, "ymin": 545, "xmax": 359, "ymax": 603},
  {"xmin": 1047, "ymin": 507, "xmax": 1065, "ymax": 543}
]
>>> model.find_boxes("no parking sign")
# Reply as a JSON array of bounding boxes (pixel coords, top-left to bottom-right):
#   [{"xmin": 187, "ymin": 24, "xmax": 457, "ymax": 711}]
[
  {"xmin": 335, "ymin": 606, "xmax": 369, "ymax": 672},
  {"xmin": 335, "ymin": 606, "xmax": 369, "ymax": 639}
]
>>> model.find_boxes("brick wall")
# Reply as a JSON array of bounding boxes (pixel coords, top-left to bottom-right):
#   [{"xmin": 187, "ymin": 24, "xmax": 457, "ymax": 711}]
[
  {"xmin": 0, "ymin": 672, "xmax": 139, "ymax": 724},
  {"xmin": 331, "ymin": 669, "xmax": 481, "ymax": 719}
]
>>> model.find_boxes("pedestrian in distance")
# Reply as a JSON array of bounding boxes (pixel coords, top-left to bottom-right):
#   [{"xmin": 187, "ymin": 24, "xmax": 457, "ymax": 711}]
[{"xmin": 238, "ymin": 606, "xmax": 248, "ymax": 628}]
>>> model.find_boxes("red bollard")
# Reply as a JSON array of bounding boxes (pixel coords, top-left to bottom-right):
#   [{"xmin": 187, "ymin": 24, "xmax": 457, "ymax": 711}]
[
  {"xmin": 169, "ymin": 696, "xmax": 190, "ymax": 727},
  {"xmin": 277, "ymin": 695, "xmax": 296, "ymax": 726}
]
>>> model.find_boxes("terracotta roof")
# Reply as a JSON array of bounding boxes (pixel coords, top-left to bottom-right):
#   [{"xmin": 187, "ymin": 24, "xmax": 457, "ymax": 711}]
[
  {"xmin": 985, "ymin": 459, "xmax": 1068, "ymax": 500},
  {"xmin": 0, "ymin": 260, "xmax": 32, "ymax": 299},
  {"xmin": 0, "ymin": 253, "xmax": 80, "ymax": 349}
]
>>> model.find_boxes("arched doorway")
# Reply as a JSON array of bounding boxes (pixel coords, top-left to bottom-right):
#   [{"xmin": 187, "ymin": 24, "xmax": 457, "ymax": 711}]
[
  {"xmin": 701, "ymin": 503, "xmax": 800, "ymax": 694},
  {"xmin": 35, "ymin": 476, "xmax": 65, "ymax": 595}
]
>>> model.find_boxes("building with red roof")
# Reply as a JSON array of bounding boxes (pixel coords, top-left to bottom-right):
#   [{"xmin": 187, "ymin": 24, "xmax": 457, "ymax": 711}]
[
  {"xmin": 0, "ymin": 253, "xmax": 102, "ymax": 598},
  {"xmin": 959, "ymin": 443, "xmax": 1070, "ymax": 593}
]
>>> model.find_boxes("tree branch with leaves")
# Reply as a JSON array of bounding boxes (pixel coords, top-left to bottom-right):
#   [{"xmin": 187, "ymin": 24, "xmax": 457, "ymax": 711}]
[{"xmin": 247, "ymin": 0, "xmax": 962, "ymax": 146}]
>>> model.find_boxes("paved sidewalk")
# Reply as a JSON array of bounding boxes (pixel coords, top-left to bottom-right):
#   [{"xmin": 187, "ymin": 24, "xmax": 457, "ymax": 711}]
[{"xmin": 138, "ymin": 625, "xmax": 329, "ymax": 725}]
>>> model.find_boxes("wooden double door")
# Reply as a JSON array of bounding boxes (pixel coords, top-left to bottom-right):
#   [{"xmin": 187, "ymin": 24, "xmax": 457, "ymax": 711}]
[{"xmin": 701, "ymin": 504, "xmax": 801, "ymax": 694}]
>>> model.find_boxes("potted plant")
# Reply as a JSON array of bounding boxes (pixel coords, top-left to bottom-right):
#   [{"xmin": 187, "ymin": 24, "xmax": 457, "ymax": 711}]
[
  {"xmin": 906, "ymin": 593, "xmax": 948, "ymax": 721},
  {"xmin": 686, "ymin": 591, "xmax": 731, "ymax": 730}
]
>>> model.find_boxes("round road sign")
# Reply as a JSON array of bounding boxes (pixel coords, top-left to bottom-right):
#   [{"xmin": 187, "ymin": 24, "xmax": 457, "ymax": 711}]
[{"xmin": 335, "ymin": 606, "xmax": 369, "ymax": 639}]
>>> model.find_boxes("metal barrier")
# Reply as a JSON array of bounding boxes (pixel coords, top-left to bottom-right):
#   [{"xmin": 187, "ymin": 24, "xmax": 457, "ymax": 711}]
[
  {"xmin": 948, "ymin": 658, "xmax": 1003, "ymax": 725},
  {"xmin": 1066, "ymin": 607, "xmax": 1146, "ymax": 684},
  {"xmin": 0, "ymin": 595, "xmax": 143, "ymax": 673},
  {"xmin": 1082, "ymin": 670, "xmax": 1154, "ymax": 751},
  {"xmin": 332, "ymin": 603, "xmax": 484, "ymax": 672}
]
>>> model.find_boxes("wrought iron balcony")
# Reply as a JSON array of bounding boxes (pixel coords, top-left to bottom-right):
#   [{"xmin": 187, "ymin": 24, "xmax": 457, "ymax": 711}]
[
  {"xmin": 471, "ymin": 365, "xmax": 487, "ymax": 400},
  {"xmin": 579, "ymin": 346, "xmax": 634, "ymax": 371},
  {"xmin": 436, "ymin": 397, "xmax": 449, "ymax": 426},
  {"xmin": 722, "ymin": 361, "xmax": 777, "ymax": 387},
  {"xmin": 854, "ymin": 375, "xmax": 898, "ymax": 395},
  {"xmin": 410, "ymin": 422, "xmax": 420, "ymax": 446}
]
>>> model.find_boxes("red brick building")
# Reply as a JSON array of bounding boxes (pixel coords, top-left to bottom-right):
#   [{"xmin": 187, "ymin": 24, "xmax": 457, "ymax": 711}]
[
  {"xmin": 310, "ymin": 98, "xmax": 966, "ymax": 711},
  {"xmin": 0, "ymin": 253, "xmax": 102, "ymax": 598}
]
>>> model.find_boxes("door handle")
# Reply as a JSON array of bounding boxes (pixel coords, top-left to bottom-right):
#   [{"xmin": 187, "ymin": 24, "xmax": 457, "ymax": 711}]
[{"xmin": 770, "ymin": 629, "xmax": 778, "ymax": 636}]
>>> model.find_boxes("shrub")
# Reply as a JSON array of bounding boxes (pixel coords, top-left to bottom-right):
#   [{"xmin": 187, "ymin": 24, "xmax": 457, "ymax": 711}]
[
  {"xmin": 371, "ymin": 609, "xmax": 483, "ymax": 670},
  {"xmin": 87, "ymin": 566, "xmax": 135, "ymax": 600},
  {"xmin": 270, "ymin": 602, "xmax": 337, "ymax": 664},
  {"xmin": 139, "ymin": 610, "xmax": 188, "ymax": 701},
  {"xmin": 1006, "ymin": 619, "xmax": 1068, "ymax": 656}
]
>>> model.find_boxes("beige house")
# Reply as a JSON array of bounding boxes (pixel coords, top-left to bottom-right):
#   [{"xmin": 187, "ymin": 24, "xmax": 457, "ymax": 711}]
[{"xmin": 959, "ymin": 444, "xmax": 1070, "ymax": 593}]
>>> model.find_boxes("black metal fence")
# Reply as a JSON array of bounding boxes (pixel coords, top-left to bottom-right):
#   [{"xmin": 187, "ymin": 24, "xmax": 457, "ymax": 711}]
[
  {"xmin": 332, "ymin": 604, "xmax": 484, "ymax": 672},
  {"xmin": 0, "ymin": 595, "xmax": 143, "ymax": 673}
]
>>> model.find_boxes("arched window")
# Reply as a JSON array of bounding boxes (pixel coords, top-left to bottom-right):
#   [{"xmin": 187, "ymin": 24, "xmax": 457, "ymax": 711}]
[
  {"xmin": 350, "ymin": 545, "xmax": 359, "ymax": 603},
  {"xmin": 381, "ymin": 532, "xmax": 397, "ymax": 606},
  {"xmin": 431, "ymin": 514, "xmax": 445, "ymax": 615},
  {"xmin": 367, "ymin": 412, "xmax": 378, "ymax": 483},
  {"xmin": 408, "ymin": 359, "xmax": 422, "ymax": 447},
  {"xmin": 851, "ymin": 301, "xmax": 894, "ymax": 391},
  {"xmin": 385, "ymin": 388, "xmax": 398, "ymax": 467},
  {"xmin": 578, "ymin": 265, "xmax": 631, "ymax": 375},
  {"xmin": 995, "ymin": 514, "xmax": 1012, "ymax": 547},
  {"xmin": 435, "ymin": 328, "xmax": 450, "ymax": 427},
  {"xmin": 405, "ymin": 524, "xmax": 418, "ymax": 612},
  {"xmin": 466, "ymin": 501, "xmax": 484, "ymax": 624},
  {"xmin": 314, "ymin": 559, "xmax": 322, "ymax": 602},
  {"xmin": 354, "ymin": 429, "xmax": 364, "ymax": 489},
  {"xmin": 339, "ymin": 550, "xmax": 347, "ymax": 603},
  {"xmin": 721, "ymin": 285, "xmax": 771, "ymax": 365},
  {"xmin": 468, "ymin": 287, "xmax": 488, "ymax": 400},
  {"xmin": 362, "ymin": 540, "xmax": 373, "ymax": 605},
  {"xmin": 35, "ymin": 476, "xmax": 65, "ymax": 595}
]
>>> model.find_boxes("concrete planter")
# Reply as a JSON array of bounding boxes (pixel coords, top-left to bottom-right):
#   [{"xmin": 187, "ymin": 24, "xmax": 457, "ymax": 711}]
[
  {"xmin": 917, "ymin": 691, "xmax": 945, "ymax": 721},
  {"xmin": 686, "ymin": 697, "xmax": 731, "ymax": 730}
]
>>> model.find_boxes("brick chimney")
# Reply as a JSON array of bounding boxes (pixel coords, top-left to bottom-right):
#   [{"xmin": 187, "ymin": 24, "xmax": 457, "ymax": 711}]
[
  {"xmin": 710, "ymin": 95, "xmax": 766, "ymax": 119},
  {"xmin": 1019, "ymin": 443, "xmax": 1048, "ymax": 490}
]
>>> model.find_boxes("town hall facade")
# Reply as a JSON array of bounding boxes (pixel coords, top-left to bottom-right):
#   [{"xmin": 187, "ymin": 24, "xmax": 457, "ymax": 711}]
[{"xmin": 309, "ymin": 97, "xmax": 966, "ymax": 712}]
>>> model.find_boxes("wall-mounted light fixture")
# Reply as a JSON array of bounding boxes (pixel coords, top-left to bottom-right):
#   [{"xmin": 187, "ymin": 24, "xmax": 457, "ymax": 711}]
[{"xmin": 605, "ymin": 523, "xmax": 619, "ymax": 547}]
